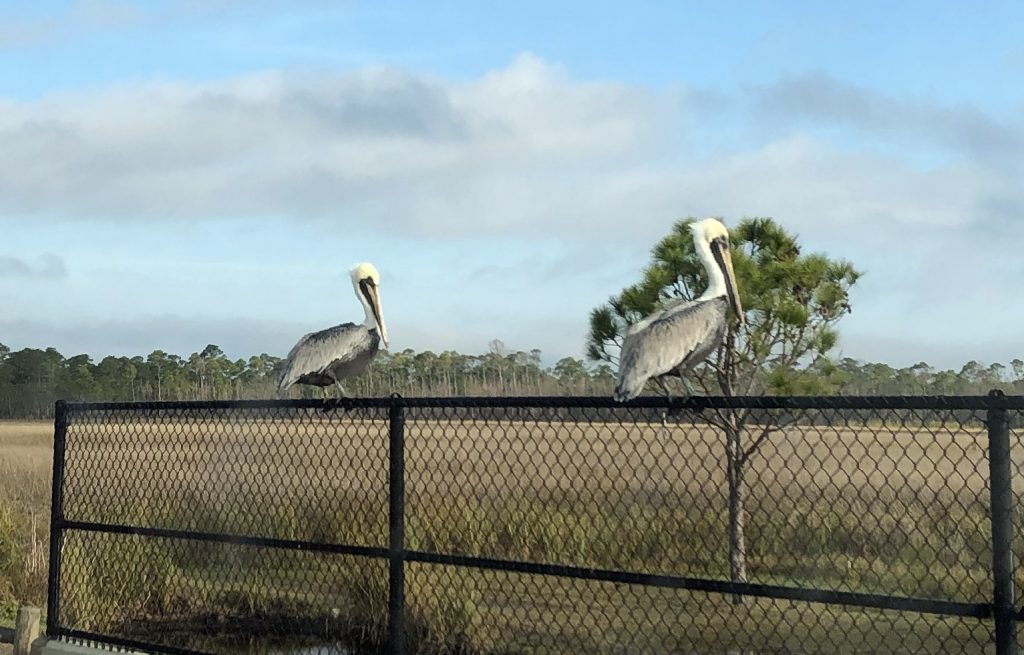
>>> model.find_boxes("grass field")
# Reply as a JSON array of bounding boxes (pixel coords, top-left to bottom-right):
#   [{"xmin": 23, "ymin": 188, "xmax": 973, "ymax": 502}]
[
  {"xmin": 0, "ymin": 412, "xmax": 1018, "ymax": 653},
  {"xmin": 0, "ymin": 422, "xmax": 49, "ymax": 626}
]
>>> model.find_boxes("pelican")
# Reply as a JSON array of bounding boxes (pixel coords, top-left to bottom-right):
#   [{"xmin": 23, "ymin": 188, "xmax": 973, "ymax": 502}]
[
  {"xmin": 614, "ymin": 218, "xmax": 744, "ymax": 402},
  {"xmin": 277, "ymin": 262, "xmax": 389, "ymax": 397}
]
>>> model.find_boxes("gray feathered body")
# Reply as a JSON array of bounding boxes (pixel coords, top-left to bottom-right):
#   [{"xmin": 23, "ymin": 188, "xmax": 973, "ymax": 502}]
[
  {"xmin": 277, "ymin": 323, "xmax": 381, "ymax": 393},
  {"xmin": 614, "ymin": 296, "xmax": 727, "ymax": 401}
]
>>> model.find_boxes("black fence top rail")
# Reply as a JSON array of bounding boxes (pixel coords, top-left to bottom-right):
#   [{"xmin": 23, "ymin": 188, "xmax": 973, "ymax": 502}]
[{"xmin": 59, "ymin": 391, "xmax": 1020, "ymax": 413}]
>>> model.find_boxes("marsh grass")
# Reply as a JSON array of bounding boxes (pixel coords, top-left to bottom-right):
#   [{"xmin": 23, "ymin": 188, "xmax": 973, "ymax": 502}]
[
  {"xmin": 0, "ymin": 421, "xmax": 50, "ymax": 624},
  {"xmin": 1, "ymin": 415, "xmax": 1019, "ymax": 652}
]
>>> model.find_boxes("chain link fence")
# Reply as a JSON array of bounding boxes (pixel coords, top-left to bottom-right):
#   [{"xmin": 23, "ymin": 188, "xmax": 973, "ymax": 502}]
[{"xmin": 45, "ymin": 394, "xmax": 1023, "ymax": 654}]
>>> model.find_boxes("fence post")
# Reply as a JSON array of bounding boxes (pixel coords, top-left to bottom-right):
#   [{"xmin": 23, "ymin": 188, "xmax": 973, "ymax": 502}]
[
  {"xmin": 988, "ymin": 389, "xmax": 1017, "ymax": 655},
  {"xmin": 388, "ymin": 397, "xmax": 406, "ymax": 655},
  {"xmin": 46, "ymin": 400, "xmax": 69, "ymax": 637},
  {"xmin": 13, "ymin": 605, "xmax": 41, "ymax": 655}
]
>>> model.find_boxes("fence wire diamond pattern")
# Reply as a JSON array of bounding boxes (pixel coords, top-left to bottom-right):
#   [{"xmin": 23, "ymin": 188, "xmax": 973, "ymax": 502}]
[{"xmin": 46, "ymin": 394, "xmax": 1022, "ymax": 654}]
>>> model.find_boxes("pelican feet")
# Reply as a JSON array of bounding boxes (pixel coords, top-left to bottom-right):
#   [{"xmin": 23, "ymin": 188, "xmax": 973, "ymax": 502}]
[
  {"xmin": 321, "ymin": 382, "xmax": 353, "ymax": 413},
  {"xmin": 321, "ymin": 398, "xmax": 350, "ymax": 413}
]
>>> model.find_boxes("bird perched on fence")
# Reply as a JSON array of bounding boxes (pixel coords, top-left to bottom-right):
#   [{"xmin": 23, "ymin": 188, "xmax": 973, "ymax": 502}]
[
  {"xmin": 614, "ymin": 218, "xmax": 744, "ymax": 402},
  {"xmin": 277, "ymin": 262, "xmax": 389, "ymax": 398}
]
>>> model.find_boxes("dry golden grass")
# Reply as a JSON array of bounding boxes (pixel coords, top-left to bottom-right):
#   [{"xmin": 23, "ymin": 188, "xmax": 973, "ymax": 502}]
[
  {"xmin": 58, "ymin": 416, "xmax": 996, "ymax": 498},
  {"xmin": 0, "ymin": 422, "xmax": 51, "ymax": 527},
  {"xmin": 0, "ymin": 421, "xmax": 51, "ymax": 487},
  {"xmin": 0, "ymin": 421, "xmax": 50, "ymax": 625}
]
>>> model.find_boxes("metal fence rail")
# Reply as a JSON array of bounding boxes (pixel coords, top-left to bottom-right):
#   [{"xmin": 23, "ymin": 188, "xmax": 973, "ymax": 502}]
[{"xmin": 46, "ymin": 393, "xmax": 1024, "ymax": 654}]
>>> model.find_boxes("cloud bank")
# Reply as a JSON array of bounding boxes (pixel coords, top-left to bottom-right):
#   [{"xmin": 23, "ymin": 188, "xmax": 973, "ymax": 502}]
[
  {"xmin": 1, "ymin": 57, "xmax": 1020, "ymax": 245},
  {"xmin": 0, "ymin": 54, "xmax": 680, "ymax": 240},
  {"xmin": 0, "ymin": 253, "xmax": 67, "ymax": 279}
]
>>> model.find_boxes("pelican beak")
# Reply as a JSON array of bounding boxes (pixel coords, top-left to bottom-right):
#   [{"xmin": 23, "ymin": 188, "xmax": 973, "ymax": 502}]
[
  {"xmin": 361, "ymin": 280, "xmax": 389, "ymax": 348},
  {"xmin": 713, "ymin": 238, "xmax": 744, "ymax": 325},
  {"xmin": 371, "ymin": 288, "xmax": 389, "ymax": 349}
]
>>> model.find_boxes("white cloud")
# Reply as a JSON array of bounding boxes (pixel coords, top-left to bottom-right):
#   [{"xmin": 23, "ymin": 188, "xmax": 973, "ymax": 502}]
[
  {"xmin": 0, "ymin": 253, "xmax": 67, "ymax": 279},
  {"xmin": 747, "ymin": 71, "xmax": 1024, "ymax": 159},
  {"xmin": 0, "ymin": 53, "xmax": 680, "ymax": 240},
  {"xmin": 2, "ymin": 57, "xmax": 1020, "ymax": 246},
  {"xmin": 669, "ymin": 135, "xmax": 1023, "ymax": 234}
]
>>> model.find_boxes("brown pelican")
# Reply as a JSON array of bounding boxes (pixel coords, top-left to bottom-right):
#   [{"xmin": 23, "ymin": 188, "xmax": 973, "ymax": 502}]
[
  {"xmin": 278, "ymin": 262, "xmax": 389, "ymax": 397},
  {"xmin": 614, "ymin": 218, "xmax": 744, "ymax": 401}
]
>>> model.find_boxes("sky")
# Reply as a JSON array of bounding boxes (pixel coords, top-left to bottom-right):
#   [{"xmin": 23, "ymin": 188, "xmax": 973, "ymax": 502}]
[{"xmin": 1, "ymin": 1, "xmax": 1023, "ymax": 368}]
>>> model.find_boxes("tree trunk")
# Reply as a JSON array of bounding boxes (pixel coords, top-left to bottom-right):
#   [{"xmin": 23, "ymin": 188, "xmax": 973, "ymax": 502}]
[{"xmin": 724, "ymin": 422, "xmax": 748, "ymax": 603}]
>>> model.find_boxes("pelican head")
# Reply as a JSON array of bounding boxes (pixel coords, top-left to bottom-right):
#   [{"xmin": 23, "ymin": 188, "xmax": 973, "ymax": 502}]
[
  {"xmin": 689, "ymin": 218, "xmax": 744, "ymax": 325},
  {"xmin": 350, "ymin": 262, "xmax": 389, "ymax": 348}
]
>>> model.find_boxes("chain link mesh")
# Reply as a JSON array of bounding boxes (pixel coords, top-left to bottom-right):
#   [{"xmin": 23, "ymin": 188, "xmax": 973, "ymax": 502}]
[{"xmin": 51, "ymin": 398, "xmax": 1015, "ymax": 654}]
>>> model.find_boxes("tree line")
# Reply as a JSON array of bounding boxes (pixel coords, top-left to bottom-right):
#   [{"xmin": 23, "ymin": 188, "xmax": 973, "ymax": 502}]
[
  {"xmin": 0, "ymin": 338, "xmax": 1020, "ymax": 419},
  {"xmin": 0, "ymin": 339, "xmax": 618, "ymax": 419}
]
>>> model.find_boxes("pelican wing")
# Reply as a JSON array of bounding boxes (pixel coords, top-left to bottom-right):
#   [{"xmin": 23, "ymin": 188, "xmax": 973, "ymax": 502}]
[
  {"xmin": 615, "ymin": 297, "xmax": 726, "ymax": 401},
  {"xmin": 278, "ymin": 323, "xmax": 377, "ymax": 391}
]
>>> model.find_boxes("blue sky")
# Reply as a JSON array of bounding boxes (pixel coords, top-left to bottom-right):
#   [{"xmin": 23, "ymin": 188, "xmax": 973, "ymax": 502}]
[{"xmin": 2, "ymin": 1, "xmax": 1023, "ymax": 367}]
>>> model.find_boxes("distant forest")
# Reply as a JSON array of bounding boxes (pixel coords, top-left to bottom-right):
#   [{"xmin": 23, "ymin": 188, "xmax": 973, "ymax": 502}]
[{"xmin": 0, "ymin": 339, "xmax": 1021, "ymax": 419}]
